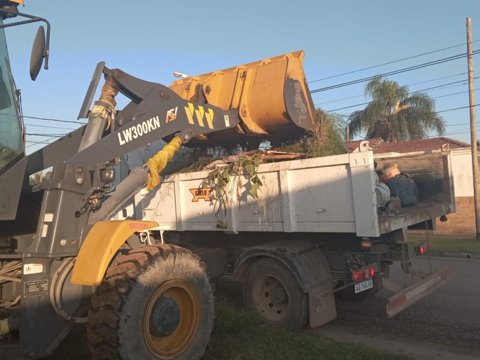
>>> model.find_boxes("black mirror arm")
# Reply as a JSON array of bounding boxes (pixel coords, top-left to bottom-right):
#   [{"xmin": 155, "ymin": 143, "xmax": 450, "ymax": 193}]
[{"xmin": 0, "ymin": 9, "xmax": 50, "ymax": 69}]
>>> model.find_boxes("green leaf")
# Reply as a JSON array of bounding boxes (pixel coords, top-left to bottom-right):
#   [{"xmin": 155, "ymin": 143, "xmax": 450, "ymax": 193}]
[{"xmin": 216, "ymin": 220, "xmax": 228, "ymax": 229}]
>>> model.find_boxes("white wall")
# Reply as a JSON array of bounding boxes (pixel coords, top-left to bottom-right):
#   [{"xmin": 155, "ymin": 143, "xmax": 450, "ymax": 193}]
[{"xmin": 451, "ymin": 148, "xmax": 474, "ymax": 197}]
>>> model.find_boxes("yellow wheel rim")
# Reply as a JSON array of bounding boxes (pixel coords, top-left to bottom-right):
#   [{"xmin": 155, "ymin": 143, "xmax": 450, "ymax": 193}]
[{"xmin": 144, "ymin": 279, "xmax": 200, "ymax": 359}]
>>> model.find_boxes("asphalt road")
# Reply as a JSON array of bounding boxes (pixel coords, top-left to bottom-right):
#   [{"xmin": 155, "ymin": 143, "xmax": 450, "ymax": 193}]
[{"xmin": 315, "ymin": 256, "xmax": 480, "ymax": 360}]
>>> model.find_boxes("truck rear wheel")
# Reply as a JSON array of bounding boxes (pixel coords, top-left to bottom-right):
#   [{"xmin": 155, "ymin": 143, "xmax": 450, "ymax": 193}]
[
  {"xmin": 87, "ymin": 245, "xmax": 214, "ymax": 360},
  {"xmin": 243, "ymin": 258, "xmax": 308, "ymax": 330}
]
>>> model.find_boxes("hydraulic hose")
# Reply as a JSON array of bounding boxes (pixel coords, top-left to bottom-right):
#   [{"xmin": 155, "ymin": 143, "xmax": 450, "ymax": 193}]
[
  {"xmin": 89, "ymin": 136, "xmax": 183, "ymax": 223},
  {"xmin": 78, "ymin": 77, "xmax": 118, "ymax": 152}
]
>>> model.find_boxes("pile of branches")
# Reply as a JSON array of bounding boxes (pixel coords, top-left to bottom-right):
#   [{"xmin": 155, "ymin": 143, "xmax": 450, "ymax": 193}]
[{"xmin": 161, "ymin": 108, "xmax": 346, "ymax": 228}]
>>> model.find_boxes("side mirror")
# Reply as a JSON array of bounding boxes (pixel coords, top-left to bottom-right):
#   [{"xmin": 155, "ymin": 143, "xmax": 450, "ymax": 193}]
[
  {"xmin": 29, "ymin": 25, "xmax": 46, "ymax": 81},
  {"xmin": 0, "ymin": 8, "xmax": 51, "ymax": 81}
]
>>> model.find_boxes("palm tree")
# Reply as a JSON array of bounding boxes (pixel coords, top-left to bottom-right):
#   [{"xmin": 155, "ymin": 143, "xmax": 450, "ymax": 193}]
[{"xmin": 348, "ymin": 77, "xmax": 445, "ymax": 142}]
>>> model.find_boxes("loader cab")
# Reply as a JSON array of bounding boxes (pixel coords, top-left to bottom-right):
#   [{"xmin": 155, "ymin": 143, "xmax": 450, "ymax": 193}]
[
  {"xmin": 0, "ymin": 18, "xmax": 24, "ymax": 175},
  {"xmin": 0, "ymin": 4, "xmax": 50, "ymax": 220},
  {"xmin": 0, "ymin": 17, "xmax": 28, "ymax": 222}
]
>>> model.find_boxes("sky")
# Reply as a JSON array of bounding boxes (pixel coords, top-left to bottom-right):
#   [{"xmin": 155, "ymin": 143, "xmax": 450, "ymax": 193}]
[{"xmin": 3, "ymin": 0, "xmax": 480, "ymax": 153}]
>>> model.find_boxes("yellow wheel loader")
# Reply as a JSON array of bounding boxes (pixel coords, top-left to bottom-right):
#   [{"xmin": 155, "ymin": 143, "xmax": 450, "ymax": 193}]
[{"xmin": 0, "ymin": 2, "xmax": 314, "ymax": 358}]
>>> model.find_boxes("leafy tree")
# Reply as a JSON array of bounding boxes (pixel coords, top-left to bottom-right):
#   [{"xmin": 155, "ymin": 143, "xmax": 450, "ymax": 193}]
[
  {"xmin": 348, "ymin": 77, "xmax": 445, "ymax": 142},
  {"xmin": 167, "ymin": 108, "xmax": 346, "ymax": 175},
  {"xmin": 279, "ymin": 108, "xmax": 345, "ymax": 156}
]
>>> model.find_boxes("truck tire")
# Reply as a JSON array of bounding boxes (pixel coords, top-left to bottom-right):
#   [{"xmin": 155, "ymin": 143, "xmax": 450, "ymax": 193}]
[
  {"xmin": 243, "ymin": 258, "xmax": 308, "ymax": 330},
  {"xmin": 87, "ymin": 244, "xmax": 214, "ymax": 360}
]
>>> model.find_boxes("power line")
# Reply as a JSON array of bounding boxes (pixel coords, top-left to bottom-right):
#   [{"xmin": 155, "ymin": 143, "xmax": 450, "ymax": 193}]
[
  {"xmin": 23, "ymin": 115, "xmax": 85, "ymax": 124},
  {"xmin": 433, "ymin": 90, "xmax": 468, "ymax": 99},
  {"xmin": 26, "ymin": 140, "xmax": 54, "ymax": 145},
  {"xmin": 410, "ymin": 78, "xmax": 472, "ymax": 93},
  {"xmin": 325, "ymin": 77, "xmax": 478, "ymax": 113},
  {"xmin": 438, "ymin": 130, "xmax": 473, "ymax": 137},
  {"xmin": 25, "ymin": 136, "xmax": 59, "ymax": 148},
  {"xmin": 24, "ymin": 122, "xmax": 79, "ymax": 131},
  {"xmin": 330, "ymin": 103, "xmax": 479, "ymax": 130},
  {"xmin": 326, "ymin": 101, "xmax": 370, "ymax": 113},
  {"xmin": 315, "ymin": 93, "xmax": 365, "ymax": 107},
  {"xmin": 311, "ymin": 50, "xmax": 480, "ymax": 93},
  {"xmin": 445, "ymin": 121, "xmax": 477, "ymax": 127},
  {"xmin": 437, "ymin": 104, "xmax": 479, "ymax": 114},
  {"xmin": 308, "ymin": 41, "xmax": 479, "ymax": 84},
  {"xmin": 26, "ymin": 133, "xmax": 65, "ymax": 137},
  {"xmin": 408, "ymin": 72, "xmax": 468, "ymax": 88},
  {"xmin": 317, "ymin": 88, "xmax": 468, "ymax": 110},
  {"xmin": 315, "ymin": 72, "xmax": 469, "ymax": 106},
  {"xmin": 1, "ymin": 112, "xmax": 86, "ymax": 124}
]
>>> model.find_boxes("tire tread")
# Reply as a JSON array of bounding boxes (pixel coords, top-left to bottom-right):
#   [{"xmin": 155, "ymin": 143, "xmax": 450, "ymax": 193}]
[{"xmin": 87, "ymin": 244, "xmax": 212, "ymax": 360}]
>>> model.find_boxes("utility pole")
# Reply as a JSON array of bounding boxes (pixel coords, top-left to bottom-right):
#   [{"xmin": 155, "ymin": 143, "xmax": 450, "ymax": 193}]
[{"xmin": 466, "ymin": 17, "xmax": 480, "ymax": 240}]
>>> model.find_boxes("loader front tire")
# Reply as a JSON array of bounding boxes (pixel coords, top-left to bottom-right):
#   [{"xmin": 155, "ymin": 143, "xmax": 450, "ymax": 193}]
[{"xmin": 87, "ymin": 245, "xmax": 214, "ymax": 360}]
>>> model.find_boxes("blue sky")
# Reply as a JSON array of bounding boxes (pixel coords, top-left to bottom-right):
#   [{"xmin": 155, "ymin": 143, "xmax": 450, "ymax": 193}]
[{"xmin": 4, "ymin": 0, "xmax": 480, "ymax": 152}]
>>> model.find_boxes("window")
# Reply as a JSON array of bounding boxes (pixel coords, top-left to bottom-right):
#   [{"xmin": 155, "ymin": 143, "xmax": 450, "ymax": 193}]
[{"xmin": 0, "ymin": 18, "xmax": 23, "ymax": 173}]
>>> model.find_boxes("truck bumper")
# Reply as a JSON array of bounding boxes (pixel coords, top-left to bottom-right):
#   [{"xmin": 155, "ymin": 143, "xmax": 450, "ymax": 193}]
[{"xmin": 385, "ymin": 266, "xmax": 453, "ymax": 317}]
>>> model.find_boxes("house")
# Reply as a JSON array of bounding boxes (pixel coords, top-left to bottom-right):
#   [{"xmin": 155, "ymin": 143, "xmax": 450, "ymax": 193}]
[
  {"xmin": 345, "ymin": 137, "xmax": 474, "ymax": 236},
  {"xmin": 344, "ymin": 137, "xmax": 470, "ymax": 154}
]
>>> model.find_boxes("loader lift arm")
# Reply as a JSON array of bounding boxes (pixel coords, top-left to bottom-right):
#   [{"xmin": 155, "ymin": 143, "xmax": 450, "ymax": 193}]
[
  {"xmin": 27, "ymin": 51, "xmax": 315, "ymax": 259},
  {"xmin": 2, "ymin": 64, "xmax": 244, "ymax": 359},
  {"xmin": 27, "ymin": 64, "xmax": 242, "ymax": 258}
]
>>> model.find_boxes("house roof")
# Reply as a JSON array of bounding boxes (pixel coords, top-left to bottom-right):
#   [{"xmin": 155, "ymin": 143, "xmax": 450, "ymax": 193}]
[{"xmin": 344, "ymin": 137, "xmax": 470, "ymax": 154}]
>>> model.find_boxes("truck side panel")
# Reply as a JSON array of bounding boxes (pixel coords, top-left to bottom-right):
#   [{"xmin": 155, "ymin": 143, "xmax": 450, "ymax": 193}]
[
  {"xmin": 137, "ymin": 149, "xmax": 453, "ymax": 238},
  {"xmin": 137, "ymin": 151, "xmax": 383, "ymax": 236}
]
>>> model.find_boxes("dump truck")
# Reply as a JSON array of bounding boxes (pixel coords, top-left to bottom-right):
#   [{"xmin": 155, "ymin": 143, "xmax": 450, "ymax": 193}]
[
  {"xmin": 132, "ymin": 98, "xmax": 455, "ymax": 328},
  {"xmin": 134, "ymin": 143, "xmax": 454, "ymax": 329},
  {"xmin": 0, "ymin": 1, "xmax": 318, "ymax": 359}
]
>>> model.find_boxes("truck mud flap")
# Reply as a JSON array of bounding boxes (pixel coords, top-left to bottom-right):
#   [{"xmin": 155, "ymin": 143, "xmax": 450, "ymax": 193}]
[
  {"xmin": 309, "ymin": 286, "xmax": 337, "ymax": 328},
  {"xmin": 386, "ymin": 266, "xmax": 453, "ymax": 317}
]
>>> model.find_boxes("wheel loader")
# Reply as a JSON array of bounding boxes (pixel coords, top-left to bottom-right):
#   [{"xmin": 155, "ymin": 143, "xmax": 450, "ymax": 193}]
[{"xmin": 0, "ymin": 1, "xmax": 314, "ymax": 358}]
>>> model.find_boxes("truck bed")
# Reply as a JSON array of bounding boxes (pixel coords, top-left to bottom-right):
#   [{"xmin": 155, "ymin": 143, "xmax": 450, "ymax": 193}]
[{"xmin": 135, "ymin": 148, "xmax": 454, "ymax": 237}]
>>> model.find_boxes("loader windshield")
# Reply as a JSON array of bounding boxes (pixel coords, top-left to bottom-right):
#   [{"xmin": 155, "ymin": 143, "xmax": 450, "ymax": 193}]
[{"xmin": 0, "ymin": 19, "xmax": 23, "ymax": 173}]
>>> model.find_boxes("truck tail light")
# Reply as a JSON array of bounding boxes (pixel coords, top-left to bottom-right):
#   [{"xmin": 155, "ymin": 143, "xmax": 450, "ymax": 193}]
[
  {"xmin": 415, "ymin": 244, "xmax": 428, "ymax": 256},
  {"xmin": 353, "ymin": 265, "xmax": 376, "ymax": 282}
]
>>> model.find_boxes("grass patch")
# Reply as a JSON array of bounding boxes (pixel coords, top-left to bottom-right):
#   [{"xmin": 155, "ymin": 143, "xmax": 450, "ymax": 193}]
[
  {"xmin": 205, "ymin": 302, "xmax": 410, "ymax": 360},
  {"xmin": 49, "ymin": 303, "xmax": 410, "ymax": 360},
  {"xmin": 408, "ymin": 234, "xmax": 480, "ymax": 255}
]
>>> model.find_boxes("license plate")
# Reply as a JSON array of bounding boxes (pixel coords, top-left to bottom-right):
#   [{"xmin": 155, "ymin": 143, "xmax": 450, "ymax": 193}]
[{"xmin": 354, "ymin": 279, "xmax": 373, "ymax": 294}]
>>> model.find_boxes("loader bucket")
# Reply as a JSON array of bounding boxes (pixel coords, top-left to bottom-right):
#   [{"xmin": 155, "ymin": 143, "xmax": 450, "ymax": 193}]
[{"xmin": 169, "ymin": 51, "xmax": 314, "ymax": 145}]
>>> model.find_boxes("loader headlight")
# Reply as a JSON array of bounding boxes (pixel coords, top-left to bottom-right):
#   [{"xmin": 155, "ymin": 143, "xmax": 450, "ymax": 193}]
[
  {"xmin": 74, "ymin": 166, "xmax": 84, "ymax": 185},
  {"xmin": 100, "ymin": 167, "xmax": 116, "ymax": 184}
]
